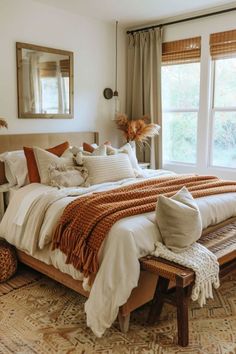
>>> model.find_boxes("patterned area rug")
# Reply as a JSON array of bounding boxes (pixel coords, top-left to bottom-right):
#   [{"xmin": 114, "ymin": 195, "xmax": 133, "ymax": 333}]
[{"xmin": 0, "ymin": 266, "xmax": 236, "ymax": 354}]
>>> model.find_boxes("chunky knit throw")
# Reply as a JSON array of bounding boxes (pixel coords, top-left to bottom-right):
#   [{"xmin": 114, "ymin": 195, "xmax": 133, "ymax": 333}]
[
  {"xmin": 52, "ymin": 175, "xmax": 236, "ymax": 277},
  {"xmin": 152, "ymin": 241, "xmax": 220, "ymax": 307}
]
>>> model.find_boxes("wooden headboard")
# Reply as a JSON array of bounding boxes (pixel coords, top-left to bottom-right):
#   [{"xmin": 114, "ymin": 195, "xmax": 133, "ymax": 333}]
[{"xmin": 0, "ymin": 131, "xmax": 99, "ymax": 184}]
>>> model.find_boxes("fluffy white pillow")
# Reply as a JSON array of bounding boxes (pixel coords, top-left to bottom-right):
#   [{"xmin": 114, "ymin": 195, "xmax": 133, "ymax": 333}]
[
  {"xmin": 82, "ymin": 154, "xmax": 136, "ymax": 185},
  {"xmin": 33, "ymin": 147, "xmax": 74, "ymax": 185},
  {"xmin": 48, "ymin": 164, "xmax": 88, "ymax": 188},
  {"xmin": 0, "ymin": 151, "xmax": 28, "ymax": 187},
  {"xmin": 156, "ymin": 187, "xmax": 202, "ymax": 252}
]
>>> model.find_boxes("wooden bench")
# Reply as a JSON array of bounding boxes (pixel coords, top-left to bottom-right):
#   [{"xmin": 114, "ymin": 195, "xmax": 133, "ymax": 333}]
[{"xmin": 140, "ymin": 219, "xmax": 236, "ymax": 347}]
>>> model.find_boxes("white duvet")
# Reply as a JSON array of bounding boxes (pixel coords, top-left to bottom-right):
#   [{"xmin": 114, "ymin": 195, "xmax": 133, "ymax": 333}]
[{"xmin": 1, "ymin": 169, "xmax": 236, "ymax": 337}]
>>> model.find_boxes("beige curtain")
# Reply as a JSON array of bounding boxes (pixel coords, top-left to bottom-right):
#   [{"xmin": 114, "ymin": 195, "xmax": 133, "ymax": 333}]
[{"xmin": 126, "ymin": 28, "xmax": 162, "ymax": 168}]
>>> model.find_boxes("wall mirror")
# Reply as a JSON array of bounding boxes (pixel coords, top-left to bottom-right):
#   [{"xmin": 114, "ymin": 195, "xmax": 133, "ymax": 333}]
[{"xmin": 16, "ymin": 42, "xmax": 74, "ymax": 119}]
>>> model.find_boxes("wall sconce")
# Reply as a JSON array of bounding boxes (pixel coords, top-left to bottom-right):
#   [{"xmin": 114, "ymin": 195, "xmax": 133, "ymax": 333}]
[{"xmin": 103, "ymin": 21, "xmax": 120, "ymax": 116}]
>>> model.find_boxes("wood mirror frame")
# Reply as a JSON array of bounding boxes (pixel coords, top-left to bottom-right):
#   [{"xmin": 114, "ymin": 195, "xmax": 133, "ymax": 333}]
[{"xmin": 16, "ymin": 42, "xmax": 74, "ymax": 119}]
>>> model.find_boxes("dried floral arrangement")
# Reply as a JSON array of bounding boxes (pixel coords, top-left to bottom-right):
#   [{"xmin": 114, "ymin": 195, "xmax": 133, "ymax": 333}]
[
  {"xmin": 115, "ymin": 114, "xmax": 160, "ymax": 143},
  {"xmin": 0, "ymin": 118, "xmax": 8, "ymax": 129}
]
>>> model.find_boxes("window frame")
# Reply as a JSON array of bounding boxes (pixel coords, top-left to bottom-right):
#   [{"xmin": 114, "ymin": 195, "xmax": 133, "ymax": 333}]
[
  {"xmin": 161, "ymin": 62, "xmax": 201, "ymax": 166},
  {"xmin": 209, "ymin": 58, "xmax": 236, "ymax": 170}
]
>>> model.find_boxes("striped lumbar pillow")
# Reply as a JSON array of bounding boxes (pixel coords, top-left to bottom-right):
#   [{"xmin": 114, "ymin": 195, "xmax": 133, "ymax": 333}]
[{"xmin": 82, "ymin": 153, "xmax": 136, "ymax": 185}]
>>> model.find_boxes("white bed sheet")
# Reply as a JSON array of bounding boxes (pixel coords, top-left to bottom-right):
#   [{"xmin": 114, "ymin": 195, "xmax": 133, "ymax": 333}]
[{"xmin": 1, "ymin": 169, "xmax": 236, "ymax": 337}]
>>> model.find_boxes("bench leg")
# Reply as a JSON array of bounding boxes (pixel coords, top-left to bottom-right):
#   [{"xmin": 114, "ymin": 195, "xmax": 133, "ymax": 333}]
[
  {"xmin": 148, "ymin": 276, "xmax": 170, "ymax": 324},
  {"xmin": 176, "ymin": 285, "xmax": 190, "ymax": 347},
  {"xmin": 118, "ymin": 311, "xmax": 130, "ymax": 333}
]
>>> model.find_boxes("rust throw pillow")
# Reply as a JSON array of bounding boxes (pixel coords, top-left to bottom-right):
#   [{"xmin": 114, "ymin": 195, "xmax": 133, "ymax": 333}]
[
  {"xmin": 24, "ymin": 141, "xmax": 69, "ymax": 183},
  {"xmin": 83, "ymin": 142, "xmax": 110, "ymax": 153},
  {"xmin": 83, "ymin": 142, "xmax": 95, "ymax": 153}
]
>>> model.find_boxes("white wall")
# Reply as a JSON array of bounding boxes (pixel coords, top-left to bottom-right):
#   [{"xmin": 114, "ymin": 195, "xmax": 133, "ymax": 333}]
[
  {"xmin": 0, "ymin": 0, "xmax": 126, "ymax": 146},
  {"xmin": 162, "ymin": 11, "xmax": 236, "ymax": 179}
]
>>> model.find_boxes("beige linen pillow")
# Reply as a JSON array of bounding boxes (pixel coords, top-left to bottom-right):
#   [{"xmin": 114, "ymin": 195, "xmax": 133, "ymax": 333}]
[
  {"xmin": 82, "ymin": 154, "xmax": 136, "ymax": 185},
  {"xmin": 33, "ymin": 147, "xmax": 74, "ymax": 185},
  {"xmin": 156, "ymin": 187, "xmax": 202, "ymax": 252},
  {"xmin": 70, "ymin": 144, "xmax": 106, "ymax": 157}
]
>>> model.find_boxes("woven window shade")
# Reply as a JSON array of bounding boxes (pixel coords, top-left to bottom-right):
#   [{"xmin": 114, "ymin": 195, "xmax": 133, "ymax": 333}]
[
  {"xmin": 210, "ymin": 29, "xmax": 236, "ymax": 60},
  {"xmin": 162, "ymin": 37, "xmax": 201, "ymax": 65},
  {"xmin": 60, "ymin": 59, "xmax": 70, "ymax": 77},
  {"xmin": 39, "ymin": 61, "xmax": 57, "ymax": 77}
]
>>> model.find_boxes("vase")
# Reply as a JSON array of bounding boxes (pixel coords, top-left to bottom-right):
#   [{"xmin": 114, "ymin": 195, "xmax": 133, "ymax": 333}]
[{"xmin": 128, "ymin": 140, "xmax": 136, "ymax": 155}]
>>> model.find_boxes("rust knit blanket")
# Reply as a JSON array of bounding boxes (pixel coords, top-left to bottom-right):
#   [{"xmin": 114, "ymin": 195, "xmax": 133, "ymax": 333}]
[{"xmin": 52, "ymin": 175, "xmax": 236, "ymax": 277}]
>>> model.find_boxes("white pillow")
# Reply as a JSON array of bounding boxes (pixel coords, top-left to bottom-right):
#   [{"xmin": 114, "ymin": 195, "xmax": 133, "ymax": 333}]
[
  {"xmin": 92, "ymin": 145, "xmax": 107, "ymax": 156},
  {"xmin": 156, "ymin": 187, "xmax": 202, "ymax": 252},
  {"xmin": 33, "ymin": 147, "xmax": 74, "ymax": 185},
  {"xmin": 82, "ymin": 154, "xmax": 136, "ymax": 185},
  {"xmin": 70, "ymin": 144, "xmax": 107, "ymax": 156},
  {"xmin": 0, "ymin": 151, "xmax": 28, "ymax": 187}
]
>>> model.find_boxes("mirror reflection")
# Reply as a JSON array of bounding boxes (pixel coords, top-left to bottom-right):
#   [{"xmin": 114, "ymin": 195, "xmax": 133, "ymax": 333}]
[{"xmin": 17, "ymin": 43, "xmax": 73, "ymax": 118}]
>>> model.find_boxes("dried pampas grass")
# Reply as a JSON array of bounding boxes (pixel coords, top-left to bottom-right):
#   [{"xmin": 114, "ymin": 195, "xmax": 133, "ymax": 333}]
[
  {"xmin": 115, "ymin": 114, "xmax": 160, "ymax": 143},
  {"xmin": 0, "ymin": 118, "xmax": 8, "ymax": 129}
]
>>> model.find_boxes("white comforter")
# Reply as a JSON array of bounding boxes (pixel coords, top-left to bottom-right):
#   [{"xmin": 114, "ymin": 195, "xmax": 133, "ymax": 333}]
[{"xmin": 1, "ymin": 169, "xmax": 236, "ymax": 337}]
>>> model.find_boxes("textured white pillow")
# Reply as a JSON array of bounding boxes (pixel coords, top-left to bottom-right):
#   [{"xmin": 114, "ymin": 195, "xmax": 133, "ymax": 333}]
[
  {"xmin": 48, "ymin": 164, "xmax": 88, "ymax": 188},
  {"xmin": 92, "ymin": 145, "xmax": 107, "ymax": 156},
  {"xmin": 83, "ymin": 154, "xmax": 136, "ymax": 185},
  {"xmin": 33, "ymin": 147, "xmax": 74, "ymax": 185},
  {"xmin": 0, "ymin": 151, "xmax": 28, "ymax": 187},
  {"xmin": 156, "ymin": 187, "xmax": 202, "ymax": 252},
  {"xmin": 70, "ymin": 144, "xmax": 107, "ymax": 156}
]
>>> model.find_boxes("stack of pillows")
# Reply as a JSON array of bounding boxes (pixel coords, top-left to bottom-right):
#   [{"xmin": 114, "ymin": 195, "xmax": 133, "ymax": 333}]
[
  {"xmin": 1, "ymin": 141, "xmax": 203, "ymax": 252},
  {"xmin": 0, "ymin": 141, "xmax": 144, "ymax": 189}
]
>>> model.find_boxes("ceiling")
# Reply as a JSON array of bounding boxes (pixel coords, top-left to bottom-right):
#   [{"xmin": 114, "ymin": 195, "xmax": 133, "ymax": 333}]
[{"xmin": 33, "ymin": 0, "xmax": 236, "ymax": 28}]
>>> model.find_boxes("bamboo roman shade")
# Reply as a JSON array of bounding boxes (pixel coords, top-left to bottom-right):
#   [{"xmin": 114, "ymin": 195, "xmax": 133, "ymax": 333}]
[
  {"xmin": 39, "ymin": 60, "xmax": 69, "ymax": 77},
  {"xmin": 60, "ymin": 59, "xmax": 70, "ymax": 77},
  {"xmin": 39, "ymin": 61, "xmax": 57, "ymax": 77},
  {"xmin": 162, "ymin": 37, "xmax": 201, "ymax": 65},
  {"xmin": 210, "ymin": 29, "xmax": 236, "ymax": 60}
]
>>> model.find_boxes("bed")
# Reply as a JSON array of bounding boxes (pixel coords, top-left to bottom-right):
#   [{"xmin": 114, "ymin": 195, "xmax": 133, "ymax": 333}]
[{"xmin": 0, "ymin": 131, "xmax": 236, "ymax": 344}]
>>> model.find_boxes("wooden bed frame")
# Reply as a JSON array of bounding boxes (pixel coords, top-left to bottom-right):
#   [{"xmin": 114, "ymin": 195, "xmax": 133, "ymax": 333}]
[
  {"xmin": 0, "ymin": 131, "xmax": 159, "ymax": 333},
  {"xmin": 1, "ymin": 132, "xmax": 236, "ymax": 346},
  {"xmin": 16, "ymin": 249, "xmax": 159, "ymax": 333}
]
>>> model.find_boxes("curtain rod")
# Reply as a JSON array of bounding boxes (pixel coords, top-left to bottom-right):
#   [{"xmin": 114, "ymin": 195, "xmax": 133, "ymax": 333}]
[{"xmin": 127, "ymin": 6, "xmax": 236, "ymax": 34}]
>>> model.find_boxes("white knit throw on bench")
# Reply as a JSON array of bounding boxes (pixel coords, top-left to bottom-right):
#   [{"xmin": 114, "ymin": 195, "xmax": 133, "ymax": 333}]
[{"xmin": 152, "ymin": 242, "xmax": 220, "ymax": 307}]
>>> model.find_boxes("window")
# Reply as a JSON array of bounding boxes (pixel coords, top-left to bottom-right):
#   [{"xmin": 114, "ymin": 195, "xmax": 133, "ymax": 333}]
[
  {"xmin": 41, "ymin": 77, "xmax": 59, "ymax": 114},
  {"xmin": 210, "ymin": 30, "xmax": 236, "ymax": 168},
  {"xmin": 161, "ymin": 37, "xmax": 201, "ymax": 164},
  {"xmin": 39, "ymin": 59, "xmax": 70, "ymax": 114}
]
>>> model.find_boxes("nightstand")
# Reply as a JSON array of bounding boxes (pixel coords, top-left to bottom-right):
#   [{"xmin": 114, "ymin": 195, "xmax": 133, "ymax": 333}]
[
  {"xmin": 0, "ymin": 184, "xmax": 10, "ymax": 221},
  {"xmin": 138, "ymin": 162, "xmax": 150, "ymax": 169}
]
